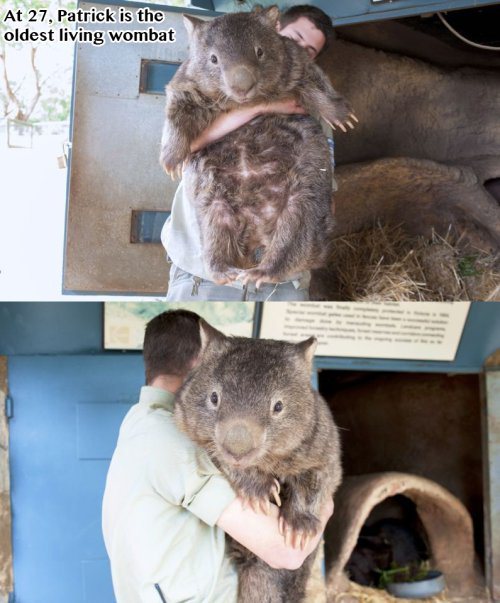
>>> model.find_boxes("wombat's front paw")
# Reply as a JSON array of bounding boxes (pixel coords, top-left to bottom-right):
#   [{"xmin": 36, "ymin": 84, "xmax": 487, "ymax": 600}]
[
  {"xmin": 237, "ymin": 268, "xmax": 281, "ymax": 289},
  {"xmin": 239, "ymin": 478, "xmax": 282, "ymax": 515},
  {"xmin": 278, "ymin": 509, "xmax": 320, "ymax": 550},
  {"xmin": 322, "ymin": 100, "xmax": 359, "ymax": 133},
  {"xmin": 159, "ymin": 146, "xmax": 187, "ymax": 180},
  {"xmin": 211, "ymin": 268, "xmax": 244, "ymax": 285}
]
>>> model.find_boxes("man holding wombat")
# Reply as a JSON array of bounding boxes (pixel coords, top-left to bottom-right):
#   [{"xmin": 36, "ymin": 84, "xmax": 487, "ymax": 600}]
[
  {"xmin": 162, "ymin": 5, "xmax": 352, "ymax": 302},
  {"xmin": 102, "ymin": 309, "xmax": 333, "ymax": 602}
]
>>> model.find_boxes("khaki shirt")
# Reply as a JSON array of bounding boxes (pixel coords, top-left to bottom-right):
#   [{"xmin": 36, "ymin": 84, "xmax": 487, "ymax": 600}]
[{"xmin": 102, "ymin": 386, "xmax": 238, "ymax": 603}]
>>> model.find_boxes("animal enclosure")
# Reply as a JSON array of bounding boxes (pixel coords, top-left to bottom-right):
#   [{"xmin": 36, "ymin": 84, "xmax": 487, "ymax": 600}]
[
  {"xmin": 318, "ymin": 369, "xmax": 490, "ymax": 600},
  {"xmin": 63, "ymin": 1, "xmax": 499, "ymax": 297}
]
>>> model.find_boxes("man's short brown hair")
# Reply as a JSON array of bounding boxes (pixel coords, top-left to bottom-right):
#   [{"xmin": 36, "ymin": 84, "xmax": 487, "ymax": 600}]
[
  {"xmin": 143, "ymin": 309, "xmax": 201, "ymax": 384},
  {"xmin": 280, "ymin": 5, "xmax": 335, "ymax": 54}
]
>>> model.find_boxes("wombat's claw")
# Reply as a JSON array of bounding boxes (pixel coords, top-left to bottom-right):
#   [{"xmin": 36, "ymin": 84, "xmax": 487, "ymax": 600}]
[
  {"xmin": 350, "ymin": 113, "xmax": 359, "ymax": 123},
  {"xmin": 242, "ymin": 496, "xmax": 270, "ymax": 515},
  {"xmin": 278, "ymin": 516, "xmax": 286, "ymax": 536},
  {"xmin": 212, "ymin": 269, "xmax": 243, "ymax": 285},
  {"xmin": 334, "ymin": 120, "xmax": 347, "ymax": 133},
  {"xmin": 279, "ymin": 519, "xmax": 312, "ymax": 550},
  {"xmin": 236, "ymin": 273, "xmax": 252, "ymax": 286},
  {"xmin": 271, "ymin": 478, "xmax": 281, "ymax": 507},
  {"xmin": 284, "ymin": 526, "xmax": 307, "ymax": 550},
  {"xmin": 163, "ymin": 163, "xmax": 183, "ymax": 180}
]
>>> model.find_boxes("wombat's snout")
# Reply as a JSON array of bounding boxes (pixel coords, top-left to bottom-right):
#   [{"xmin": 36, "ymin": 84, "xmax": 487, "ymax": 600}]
[
  {"xmin": 226, "ymin": 66, "xmax": 256, "ymax": 98},
  {"xmin": 219, "ymin": 421, "xmax": 262, "ymax": 461}
]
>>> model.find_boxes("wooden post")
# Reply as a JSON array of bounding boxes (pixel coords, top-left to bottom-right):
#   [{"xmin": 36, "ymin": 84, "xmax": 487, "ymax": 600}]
[
  {"xmin": 483, "ymin": 350, "xmax": 500, "ymax": 601},
  {"xmin": 0, "ymin": 357, "xmax": 12, "ymax": 601}
]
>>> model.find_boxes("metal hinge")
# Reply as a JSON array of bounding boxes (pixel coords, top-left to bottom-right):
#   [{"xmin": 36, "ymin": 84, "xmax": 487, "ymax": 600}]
[{"xmin": 5, "ymin": 395, "xmax": 13, "ymax": 420}]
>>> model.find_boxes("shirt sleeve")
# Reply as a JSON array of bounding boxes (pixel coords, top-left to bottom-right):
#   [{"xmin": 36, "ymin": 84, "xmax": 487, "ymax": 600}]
[
  {"xmin": 147, "ymin": 420, "xmax": 236, "ymax": 526},
  {"xmin": 181, "ymin": 449, "xmax": 236, "ymax": 526}
]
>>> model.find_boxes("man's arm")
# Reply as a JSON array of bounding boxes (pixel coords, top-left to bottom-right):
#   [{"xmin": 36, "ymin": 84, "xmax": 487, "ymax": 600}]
[
  {"xmin": 217, "ymin": 496, "xmax": 333, "ymax": 570},
  {"xmin": 190, "ymin": 99, "xmax": 306, "ymax": 153}
]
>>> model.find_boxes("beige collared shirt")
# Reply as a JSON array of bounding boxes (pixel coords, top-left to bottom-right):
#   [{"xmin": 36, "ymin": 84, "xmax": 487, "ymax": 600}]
[{"xmin": 102, "ymin": 386, "xmax": 238, "ymax": 603}]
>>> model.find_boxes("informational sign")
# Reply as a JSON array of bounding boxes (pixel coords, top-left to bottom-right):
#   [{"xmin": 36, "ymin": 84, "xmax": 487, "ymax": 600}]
[
  {"xmin": 104, "ymin": 302, "xmax": 255, "ymax": 350},
  {"xmin": 260, "ymin": 302, "xmax": 471, "ymax": 361}
]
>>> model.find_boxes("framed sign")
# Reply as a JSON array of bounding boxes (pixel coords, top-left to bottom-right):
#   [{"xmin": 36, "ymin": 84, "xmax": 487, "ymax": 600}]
[
  {"xmin": 104, "ymin": 302, "xmax": 256, "ymax": 350},
  {"xmin": 260, "ymin": 302, "xmax": 471, "ymax": 361}
]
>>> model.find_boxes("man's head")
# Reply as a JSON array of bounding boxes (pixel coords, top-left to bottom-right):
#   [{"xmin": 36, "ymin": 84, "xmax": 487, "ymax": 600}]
[
  {"xmin": 277, "ymin": 5, "xmax": 334, "ymax": 59},
  {"xmin": 143, "ymin": 309, "xmax": 201, "ymax": 386}
]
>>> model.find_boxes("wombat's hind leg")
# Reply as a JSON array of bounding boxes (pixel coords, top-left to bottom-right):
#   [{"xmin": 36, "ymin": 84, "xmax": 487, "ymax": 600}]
[
  {"xmin": 237, "ymin": 560, "xmax": 285, "ymax": 603},
  {"xmin": 201, "ymin": 198, "xmax": 246, "ymax": 283},
  {"xmin": 237, "ymin": 203, "xmax": 315, "ymax": 287}
]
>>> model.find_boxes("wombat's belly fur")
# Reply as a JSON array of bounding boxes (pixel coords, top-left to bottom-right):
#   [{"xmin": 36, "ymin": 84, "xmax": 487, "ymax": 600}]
[{"xmin": 185, "ymin": 113, "xmax": 334, "ymax": 282}]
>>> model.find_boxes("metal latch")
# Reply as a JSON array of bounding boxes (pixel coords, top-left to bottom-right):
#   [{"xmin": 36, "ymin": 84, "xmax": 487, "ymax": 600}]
[
  {"xmin": 57, "ymin": 141, "xmax": 72, "ymax": 169},
  {"xmin": 5, "ymin": 395, "xmax": 13, "ymax": 420}
]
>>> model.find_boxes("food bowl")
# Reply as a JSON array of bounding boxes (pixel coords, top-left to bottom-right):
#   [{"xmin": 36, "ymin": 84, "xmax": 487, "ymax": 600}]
[{"xmin": 387, "ymin": 570, "xmax": 445, "ymax": 599}]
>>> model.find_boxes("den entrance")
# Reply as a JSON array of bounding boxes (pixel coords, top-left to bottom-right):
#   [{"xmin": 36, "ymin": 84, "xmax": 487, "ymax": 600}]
[{"xmin": 318, "ymin": 370, "xmax": 486, "ymax": 599}]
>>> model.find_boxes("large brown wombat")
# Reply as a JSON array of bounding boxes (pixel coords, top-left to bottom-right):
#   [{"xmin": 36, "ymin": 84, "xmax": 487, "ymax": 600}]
[
  {"xmin": 160, "ymin": 7, "xmax": 353, "ymax": 286},
  {"xmin": 175, "ymin": 320, "xmax": 342, "ymax": 602}
]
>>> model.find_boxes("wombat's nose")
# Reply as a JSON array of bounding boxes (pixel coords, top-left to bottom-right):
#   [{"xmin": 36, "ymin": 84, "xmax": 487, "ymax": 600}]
[
  {"xmin": 227, "ymin": 66, "xmax": 256, "ymax": 96},
  {"xmin": 223, "ymin": 423, "xmax": 255, "ymax": 459}
]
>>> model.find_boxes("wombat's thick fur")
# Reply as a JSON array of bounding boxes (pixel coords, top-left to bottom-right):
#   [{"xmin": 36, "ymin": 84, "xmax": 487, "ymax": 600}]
[
  {"xmin": 160, "ymin": 7, "xmax": 353, "ymax": 286},
  {"xmin": 175, "ymin": 320, "xmax": 342, "ymax": 602}
]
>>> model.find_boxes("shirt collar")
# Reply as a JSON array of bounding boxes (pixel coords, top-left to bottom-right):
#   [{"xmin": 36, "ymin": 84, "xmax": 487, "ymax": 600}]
[{"xmin": 139, "ymin": 385, "xmax": 176, "ymax": 412}]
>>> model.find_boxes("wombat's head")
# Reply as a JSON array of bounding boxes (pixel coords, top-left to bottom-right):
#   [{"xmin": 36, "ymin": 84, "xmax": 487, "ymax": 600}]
[
  {"xmin": 183, "ymin": 7, "xmax": 285, "ymax": 102},
  {"xmin": 175, "ymin": 320, "xmax": 318, "ymax": 470}
]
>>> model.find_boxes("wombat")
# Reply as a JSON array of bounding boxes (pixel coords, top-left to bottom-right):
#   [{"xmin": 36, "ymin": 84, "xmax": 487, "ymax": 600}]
[
  {"xmin": 175, "ymin": 320, "xmax": 342, "ymax": 602},
  {"xmin": 160, "ymin": 7, "xmax": 353, "ymax": 286}
]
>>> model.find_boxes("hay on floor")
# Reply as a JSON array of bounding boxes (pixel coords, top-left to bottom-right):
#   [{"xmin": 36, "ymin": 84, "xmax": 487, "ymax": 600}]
[
  {"xmin": 326, "ymin": 224, "xmax": 499, "ymax": 302},
  {"xmin": 329, "ymin": 580, "xmax": 450, "ymax": 603}
]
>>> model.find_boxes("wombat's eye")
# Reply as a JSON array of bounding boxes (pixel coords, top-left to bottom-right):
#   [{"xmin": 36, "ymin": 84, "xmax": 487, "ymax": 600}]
[
  {"xmin": 256, "ymin": 47, "xmax": 264, "ymax": 59},
  {"xmin": 210, "ymin": 391, "xmax": 219, "ymax": 406},
  {"xmin": 210, "ymin": 54, "xmax": 218, "ymax": 64},
  {"xmin": 273, "ymin": 401, "xmax": 283, "ymax": 413}
]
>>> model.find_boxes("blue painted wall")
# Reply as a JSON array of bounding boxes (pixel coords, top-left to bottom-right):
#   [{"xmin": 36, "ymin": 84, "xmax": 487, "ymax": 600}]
[
  {"xmin": 0, "ymin": 303, "xmax": 104, "ymax": 355},
  {"xmin": 1, "ymin": 301, "xmax": 499, "ymax": 602},
  {"xmin": 8, "ymin": 354, "xmax": 142, "ymax": 603}
]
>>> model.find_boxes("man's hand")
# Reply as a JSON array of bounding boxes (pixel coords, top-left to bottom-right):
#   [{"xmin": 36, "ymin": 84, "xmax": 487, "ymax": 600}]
[
  {"xmin": 217, "ymin": 494, "xmax": 334, "ymax": 570},
  {"xmin": 189, "ymin": 98, "xmax": 306, "ymax": 154}
]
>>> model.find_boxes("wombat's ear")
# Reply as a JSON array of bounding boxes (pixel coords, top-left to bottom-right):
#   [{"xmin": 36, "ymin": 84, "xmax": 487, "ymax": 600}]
[
  {"xmin": 199, "ymin": 318, "xmax": 228, "ymax": 355},
  {"xmin": 255, "ymin": 5, "xmax": 280, "ymax": 28},
  {"xmin": 183, "ymin": 14, "xmax": 206, "ymax": 39},
  {"xmin": 295, "ymin": 336, "xmax": 317, "ymax": 366}
]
